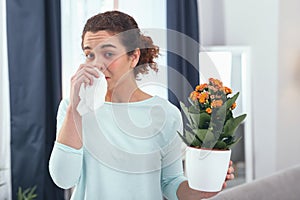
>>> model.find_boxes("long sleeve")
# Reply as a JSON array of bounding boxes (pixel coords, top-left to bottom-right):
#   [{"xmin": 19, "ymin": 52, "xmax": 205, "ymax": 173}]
[
  {"xmin": 161, "ymin": 135, "xmax": 187, "ymax": 200},
  {"xmin": 49, "ymin": 99, "xmax": 83, "ymax": 189},
  {"xmin": 49, "ymin": 142, "xmax": 83, "ymax": 189},
  {"xmin": 161, "ymin": 107, "xmax": 187, "ymax": 200}
]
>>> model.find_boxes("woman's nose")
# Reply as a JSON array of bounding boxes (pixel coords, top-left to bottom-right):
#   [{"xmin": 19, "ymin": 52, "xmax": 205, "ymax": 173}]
[
  {"xmin": 92, "ymin": 62, "xmax": 106, "ymax": 72},
  {"xmin": 98, "ymin": 64, "xmax": 106, "ymax": 72}
]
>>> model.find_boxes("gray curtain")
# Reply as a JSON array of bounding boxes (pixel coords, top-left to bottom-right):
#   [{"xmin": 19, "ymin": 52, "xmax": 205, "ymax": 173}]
[
  {"xmin": 167, "ymin": 0, "xmax": 200, "ymax": 108},
  {"xmin": 7, "ymin": 0, "xmax": 64, "ymax": 199}
]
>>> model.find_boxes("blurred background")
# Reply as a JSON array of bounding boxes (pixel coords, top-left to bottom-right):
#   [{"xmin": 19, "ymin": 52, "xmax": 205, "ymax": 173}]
[{"xmin": 1, "ymin": 0, "xmax": 300, "ymax": 199}]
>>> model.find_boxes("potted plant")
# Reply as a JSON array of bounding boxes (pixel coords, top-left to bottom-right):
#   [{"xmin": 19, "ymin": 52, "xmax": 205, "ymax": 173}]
[
  {"xmin": 17, "ymin": 186, "xmax": 37, "ymax": 200},
  {"xmin": 178, "ymin": 78, "xmax": 247, "ymax": 192}
]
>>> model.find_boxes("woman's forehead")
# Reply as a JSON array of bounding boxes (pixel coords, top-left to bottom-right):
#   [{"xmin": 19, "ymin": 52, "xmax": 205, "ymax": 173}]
[{"xmin": 83, "ymin": 31, "xmax": 121, "ymax": 49}]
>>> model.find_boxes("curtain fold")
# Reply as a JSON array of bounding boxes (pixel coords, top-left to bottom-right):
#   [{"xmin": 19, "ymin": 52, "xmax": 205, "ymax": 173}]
[
  {"xmin": 6, "ymin": 0, "xmax": 64, "ymax": 199},
  {"xmin": 167, "ymin": 0, "xmax": 200, "ymax": 107}
]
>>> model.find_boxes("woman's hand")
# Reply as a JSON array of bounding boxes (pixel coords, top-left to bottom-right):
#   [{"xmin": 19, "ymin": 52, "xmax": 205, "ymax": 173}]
[
  {"xmin": 177, "ymin": 160, "xmax": 235, "ymax": 200},
  {"xmin": 222, "ymin": 160, "xmax": 235, "ymax": 189},
  {"xmin": 56, "ymin": 64, "xmax": 100, "ymax": 149},
  {"xmin": 69, "ymin": 64, "xmax": 100, "ymax": 110}
]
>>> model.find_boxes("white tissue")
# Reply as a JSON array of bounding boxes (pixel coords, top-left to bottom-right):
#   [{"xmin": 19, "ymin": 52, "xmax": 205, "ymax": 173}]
[{"xmin": 76, "ymin": 69, "xmax": 107, "ymax": 116}]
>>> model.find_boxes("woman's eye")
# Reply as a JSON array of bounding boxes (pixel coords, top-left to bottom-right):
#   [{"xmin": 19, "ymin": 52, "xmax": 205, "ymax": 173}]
[
  {"xmin": 86, "ymin": 52, "xmax": 95, "ymax": 60},
  {"xmin": 104, "ymin": 52, "xmax": 114, "ymax": 58}
]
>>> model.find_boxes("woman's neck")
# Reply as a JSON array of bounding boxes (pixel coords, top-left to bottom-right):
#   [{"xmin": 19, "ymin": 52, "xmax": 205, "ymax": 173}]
[{"xmin": 105, "ymin": 79, "xmax": 151, "ymax": 103}]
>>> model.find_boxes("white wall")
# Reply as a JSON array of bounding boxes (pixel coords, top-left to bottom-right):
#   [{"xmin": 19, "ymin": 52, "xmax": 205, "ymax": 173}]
[
  {"xmin": 277, "ymin": 0, "xmax": 300, "ymax": 170},
  {"xmin": 200, "ymin": 0, "xmax": 300, "ymax": 178},
  {"xmin": 0, "ymin": 0, "xmax": 12, "ymax": 199},
  {"xmin": 199, "ymin": 0, "xmax": 280, "ymax": 179},
  {"xmin": 61, "ymin": 0, "xmax": 114, "ymax": 98},
  {"xmin": 118, "ymin": 0, "xmax": 168, "ymax": 99}
]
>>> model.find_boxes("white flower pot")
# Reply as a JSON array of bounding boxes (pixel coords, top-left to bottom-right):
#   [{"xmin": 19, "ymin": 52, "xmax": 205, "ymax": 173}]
[{"xmin": 185, "ymin": 147, "xmax": 231, "ymax": 192}]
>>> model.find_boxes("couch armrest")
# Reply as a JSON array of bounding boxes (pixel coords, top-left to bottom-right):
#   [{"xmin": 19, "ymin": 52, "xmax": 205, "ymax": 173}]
[{"xmin": 208, "ymin": 164, "xmax": 300, "ymax": 200}]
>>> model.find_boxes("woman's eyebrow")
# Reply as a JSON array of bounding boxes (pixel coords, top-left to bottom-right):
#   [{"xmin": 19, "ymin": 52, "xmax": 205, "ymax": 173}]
[
  {"xmin": 100, "ymin": 44, "xmax": 117, "ymax": 49},
  {"xmin": 83, "ymin": 44, "xmax": 117, "ymax": 51},
  {"xmin": 83, "ymin": 46, "xmax": 91, "ymax": 51}
]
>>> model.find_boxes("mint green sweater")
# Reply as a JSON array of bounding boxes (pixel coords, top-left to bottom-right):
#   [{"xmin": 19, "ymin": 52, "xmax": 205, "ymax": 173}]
[{"xmin": 49, "ymin": 96, "xmax": 186, "ymax": 200}]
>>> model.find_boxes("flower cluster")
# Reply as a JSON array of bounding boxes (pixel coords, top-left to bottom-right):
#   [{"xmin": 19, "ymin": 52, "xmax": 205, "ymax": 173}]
[
  {"xmin": 189, "ymin": 78, "xmax": 236, "ymax": 115},
  {"xmin": 178, "ymin": 78, "xmax": 247, "ymax": 150}
]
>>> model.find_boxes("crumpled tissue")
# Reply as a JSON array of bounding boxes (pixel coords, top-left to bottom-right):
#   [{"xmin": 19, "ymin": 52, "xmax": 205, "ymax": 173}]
[{"xmin": 76, "ymin": 69, "xmax": 107, "ymax": 115}]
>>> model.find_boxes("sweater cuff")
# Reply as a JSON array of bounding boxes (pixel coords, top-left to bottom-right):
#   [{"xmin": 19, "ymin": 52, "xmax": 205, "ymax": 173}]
[{"xmin": 54, "ymin": 141, "xmax": 83, "ymax": 155}]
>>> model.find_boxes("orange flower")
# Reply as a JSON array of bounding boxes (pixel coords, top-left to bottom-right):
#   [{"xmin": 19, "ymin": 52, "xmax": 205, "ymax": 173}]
[
  {"xmin": 196, "ymin": 83, "xmax": 208, "ymax": 92},
  {"xmin": 190, "ymin": 91, "xmax": 199, "ymax": 101},
  {"xmin": 209, "ymin": 78, "xmax": 223, "ymax": 89},
  {"xmin": 199, "ymin": 97, "xmax": 205, "ymax": 104},
  {"xmin": 231, "ymin": 102, "xmax": 237, "ymax": 110},
  {"xmin": 208, "ymin": 85, "xmax": 218, "ymax": 92},
  {"xmin": 198, "ymin": 92, "xmax": 208, "ymax": 103},
  {"xmin": 224, "ymin": 86, "xmax": 232, "ymax": 94},
  {"xmin": 206, "ymin": 108, "xmax": 212, "ymax": 114},
  {"xmin": 211, "ymin": 100, "xmax": 223, "ymax": 108}
]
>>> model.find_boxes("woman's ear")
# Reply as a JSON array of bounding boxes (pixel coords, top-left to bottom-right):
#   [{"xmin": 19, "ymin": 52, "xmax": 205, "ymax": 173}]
[{"xmin": 130, "ymin": 48, "xmax": 141, "ymax": 68}]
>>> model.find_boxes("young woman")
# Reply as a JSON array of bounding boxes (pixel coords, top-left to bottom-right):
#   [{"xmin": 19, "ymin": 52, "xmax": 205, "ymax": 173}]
[{"xmin": 49, "ymin": 11, "xmax": 234, "ymax": 200}]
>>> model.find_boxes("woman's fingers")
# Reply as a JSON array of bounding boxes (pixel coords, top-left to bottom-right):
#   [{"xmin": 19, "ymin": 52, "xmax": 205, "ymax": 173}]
[
  {"xmin": 222, "ymin": 181, "xmax": 227, "ymax": 189},
  {"xmin": 225, "ymin": 160, "xmax": 235, "ymax": 181},
  {"xmin": 227, "ymin": 166, "xmax": 234, "ymax": 174},
  {"xmin": 69, "ymin": 64, "xmax": 101, "ymax": 108},
  {"xmin": 72, "ymin": 67, "xmax": 100, "ymax": 87},
  {"xmin": 78, "ymin": 72, "xmax": 94, "ymax": 86},
  {"xmin": 77, "ymin": 64, "xmax": 100, "ymax": 77},
  {"xmin": 226, "ymin": 173, "xmax": 235, "ymax": 181}
]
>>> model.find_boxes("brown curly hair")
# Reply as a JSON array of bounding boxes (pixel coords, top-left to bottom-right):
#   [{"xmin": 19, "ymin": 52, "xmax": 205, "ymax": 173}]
[{"xmin": 81, "ymin": 10, "xmax": 159, "ymax": 77}]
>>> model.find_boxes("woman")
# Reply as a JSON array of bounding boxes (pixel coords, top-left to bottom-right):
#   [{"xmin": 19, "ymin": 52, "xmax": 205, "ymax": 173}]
[{"xmin": 49, "ymin": 10, "xmax": 234, "ymax": 200}]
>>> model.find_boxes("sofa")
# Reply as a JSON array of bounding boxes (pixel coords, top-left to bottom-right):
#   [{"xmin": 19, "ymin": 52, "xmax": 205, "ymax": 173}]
[{"xmin": 208, "ymin": 164, "xmax": 300, "ymax": 200}]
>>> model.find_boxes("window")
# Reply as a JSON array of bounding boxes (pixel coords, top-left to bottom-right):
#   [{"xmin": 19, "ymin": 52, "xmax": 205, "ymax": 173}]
[{"xmin": 200, "ymin": 46, "xmax": 253, "ymax": 186}]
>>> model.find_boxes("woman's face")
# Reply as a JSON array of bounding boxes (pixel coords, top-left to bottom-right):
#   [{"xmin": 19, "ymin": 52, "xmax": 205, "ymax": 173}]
[{"xmin": 82, "ymin": 31, "xmax": 139, "ymax": 91}]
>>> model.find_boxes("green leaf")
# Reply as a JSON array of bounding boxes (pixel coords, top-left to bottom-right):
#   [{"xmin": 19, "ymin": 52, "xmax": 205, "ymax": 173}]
[
  {"xmin": 23, "ymin": 188, "xmax": 31, "ymax": 195},
  {"xmin": 226, "ymin": 110, "xmax": 233, "ymax": 121},
  {"xmin": 214, "ymin": 141, "xmax": 227, "ymax": 149},
  {"xmin": 224, "ymin": 114, "xmax": 247, "ymax": 136},
  {"xmin": 189, "ymin": 106, "xmax": 199, "ymax": 113},
  {"xmin": 214, "ymin": 104, "xmax": 227, "ymax": 129},
  {"xmin": 17, "ymin": 187, "xmax": 22, "ymax": 200},
  {"xmin": 221, "ymin": 135, "xmax": 234, "ymax": 144},
  {"xmin": 180, "ymin": 102, "xmax": 193, "ymax": 126},
  {"xmin": 202, "ymin": 130, "xmax": 215, "ymax": 144},
  {"xmin": 191, "ymin": 137, "xmax": 202, "ymax": 147},
  {"xmin": 199, "ymin": 112, "xmax": 210, "ymax": 129},
  {"xmin": 227, "ymin": 136, "xmax": 242, "ymax": 149},
  {"xmin": 177, "ymin": 130, "xmax": 197, "ymax": 146},
  {"xmin": 226, "ymin": 92, "xmax": 240, "ymax": 110},
  {"xmin": 28, "ymin": 186, "xmax": 37, "ymax": 197},
  {"xmin": 189, "ymin": 113, "xmax": 200, "ymax": 129},
  {"xmin": 185, "ymin": 130, "xmax": 197, "ymax": 145},
  {"xmin": 186, "ymin": 123, "xmax": 193, "ymax": 130},
  {"xmin": 192, "ymin": 129, "xmax": 207, "ymax": 141},
  {"xmin": 17, "ymin": 186, "xmax": 37, "ymax": 200},
  {"xmin": 177, "ymin": 131, "xmax": 190, "ymax": 146}
]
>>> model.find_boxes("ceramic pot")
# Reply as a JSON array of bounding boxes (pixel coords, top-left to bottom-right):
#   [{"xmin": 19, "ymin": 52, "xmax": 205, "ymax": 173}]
[{"xmin": 185, "ymin": 147, "xmax": 231, "ymax": 192}]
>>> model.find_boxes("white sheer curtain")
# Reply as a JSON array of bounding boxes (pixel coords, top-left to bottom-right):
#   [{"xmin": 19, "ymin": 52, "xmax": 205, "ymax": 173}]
[
  {"xmin": 0, "ymin": 0, "xmax": 12, "ymax": 199},
  {"xmin": 61, "ymin": 0, "xmax": 114, "ymax": 98},
  {"xmin": 61, "ymin": 1, "xmax": 114, "ymax": 198}
]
